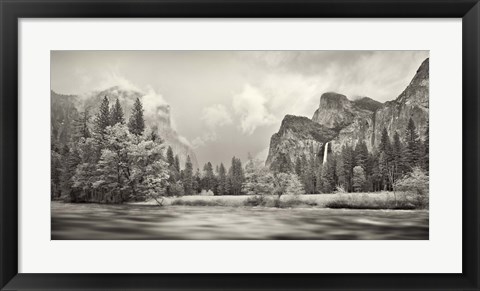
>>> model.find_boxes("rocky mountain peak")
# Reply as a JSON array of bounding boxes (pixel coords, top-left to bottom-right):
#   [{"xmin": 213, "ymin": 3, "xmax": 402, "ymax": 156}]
[
  {"xmin": 51, "ymin": 86, "xmax": 199, "ymax": 169},
  {"xmin": 265, "ymin": 114, "xmax": 337, "ymax": 168},
  {"xmin": 267, "ymin": 57, "xmax": 429, "ymax": 166},
  {"xmin": 312, "ymin": 92, "xmax": 356, "ymax": 129},
  {"xmin": 319, "ymin": 92, "xmax": 350, "ymax": 110},
  {"xmin": 352, "ymin": 97, "xmax": 383, "ymax": 112},
  {"xmin": 395, "ymin": 58, "xmax": 429, "ymax": 108}
]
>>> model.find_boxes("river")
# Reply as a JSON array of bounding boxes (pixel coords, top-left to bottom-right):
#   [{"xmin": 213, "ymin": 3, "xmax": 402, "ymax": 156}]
[{"xmin": 51, "ymin": 202, "xmax": 429, "ymax": 240}]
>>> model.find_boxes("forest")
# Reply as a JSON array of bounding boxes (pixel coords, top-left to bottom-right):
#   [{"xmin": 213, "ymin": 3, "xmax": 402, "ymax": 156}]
[{"xmin": 51, "ymin": 96, "xmax": 429, "ymax": 204}]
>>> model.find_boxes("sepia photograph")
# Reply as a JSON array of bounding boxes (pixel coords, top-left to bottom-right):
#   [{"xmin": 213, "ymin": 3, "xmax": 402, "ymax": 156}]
[{"xmin": 50, "ymin": 51, "xmax": 429, "ymax": 240}]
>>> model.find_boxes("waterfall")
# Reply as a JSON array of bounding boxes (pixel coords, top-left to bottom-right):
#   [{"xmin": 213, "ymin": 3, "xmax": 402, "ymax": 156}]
[{"xmin": 323, "ymin": 142, "xmax": 329, "ymax": 165}]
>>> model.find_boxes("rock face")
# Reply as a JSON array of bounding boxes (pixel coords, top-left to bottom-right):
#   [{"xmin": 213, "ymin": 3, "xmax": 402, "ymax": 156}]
[
  {"xmin": 51, "ymin": 86, "xmax": 199, "ymax": 169},
  {"xmin": 371, "ymin": 58, "xmax": 429, "ymax": 150},
  {"xmin": 266, "ymin": 58, "xmax": 429, "ymax": 165},
  {"xmin": 265, "ymin": 115, "xmax": 336, "ymax": 168}
]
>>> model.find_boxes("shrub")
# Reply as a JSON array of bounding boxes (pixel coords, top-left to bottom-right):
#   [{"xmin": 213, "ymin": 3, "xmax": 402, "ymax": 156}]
[
  {"xmin": 171, "ymin": 199, "xmax": 223, "ymax": 206},
  {"xmin": 394, "ymin": 167, "xmax": 429, "ymax": 209},
  {"xmin": 325, "ymin": 193, "xmax": 416, "ymax": 210},
  {"xmin": 168, "ymin": 181, "xmax": 185, "ymax": 197},
  {"xmin": 243, "ymin": 195, "xmax": 267, "ymax": 206}
]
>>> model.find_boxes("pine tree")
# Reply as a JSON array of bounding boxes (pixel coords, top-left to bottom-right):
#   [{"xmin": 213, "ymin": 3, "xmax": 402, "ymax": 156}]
[
  {"xmin": 228, "ymin": 157, "xmax": 244, "ymax": 195},
  {"xmin": 392, "ymin": 131, "xmax": 404, "ymax": 176},
  {"xmin": 60, "ymin": 146, "xmax": 81, "ymax": 199},
  {"xmin": 295, "ymin": 156, "xmax": 303, "ymax": 176},
  {"xmin": 51, "ymin": 150, "xmax": 62, "ymax": 198},
  {"xmin": 174, "ymin": 155, "xmax": 181, "ymax": 172},
  {"xmin": 193, "ymin": 168, "xmax": 202, "ymax": 193},
  {"xmin": 342, "ymin": 145, "xmax": 355, "ymax": 192},
  {"xmin": 128, "ymin": 98, "xmax": 145, "ymax": 136},
  {"xmin": 202, "ymin": 162, "xmax": 215, "ymax": 191},
  {"xmin": 371, "ymin": 152, "xmax": 382, "ymax": 192},
  {"xmin": 271, "ymin": 153, "xmax": 292, "ymax": 173},
  {"xmin": 148, "ymin": 126, "xmax": 161, "ymax": 142},
  {"xmin": 109, "ymin": 99, "xmax": 125, "ymax": 125},
  {"xmin": 183, "ymin": 155, "xmax": 194, "ymax": 195},
  {"xmin": 321, "ymin": 155, "xmax": 335, "ymax": 193},
  {"xmin": 404, "ymin": 118, "xmax": 421, "ymax": 170},
  {"xmin": 423, "ymin": 120, "xmax": 429, "ymax": 173},
  {"xmin": 73, "ymin": 109, "xmax": 91, "ymax": 140},
  {"xmin": 379, "ymin": 128, "xmax": 392, "ymax": 155},
  {"xmin": 352, "ymin": 166, "xmax": 366, "ymax": 192},
  {"xmin": 94, "ymin": 96, "xmax": 111, "ymax": 136},
  {"xmin": 302, "ymin": 156, "xmax": 316, "ymax": 194},
  {"xmin": 354, "ymin": 140, "xmax": 368, "ymax": 170},
  {"xmin": 378, "ymin": 128, "xmax": 394, "ymax": 189},
  {"xmin": 335, "ymin": 153, "xmax": 346, "ymax": 190},
  {"xmin": 165, "ymin": 146, "xmax": 179, "ymax": 196},
  {"xmin": 166, "ymin": 146, "xmax": 175, "ymax": 167},
  {"xmin": 217, "ymin": 163, "xmax": 227, "ymax": 195}
]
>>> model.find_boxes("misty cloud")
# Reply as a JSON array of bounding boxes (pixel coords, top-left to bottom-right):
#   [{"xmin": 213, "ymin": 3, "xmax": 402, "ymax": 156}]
[
  {"xmin": 201, "ymin": 104, "xmax": 233, "ymax": 129},
  {"xmin": 233, "ymin": 84, "xmax": 277, "ymax": 135}
]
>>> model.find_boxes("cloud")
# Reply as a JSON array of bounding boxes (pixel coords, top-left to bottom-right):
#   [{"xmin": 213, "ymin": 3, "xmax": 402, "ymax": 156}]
[
  {"xmin": 191, "ymin": 132, "xmax": 217, "ymax": 149},
  {"xmin": 141, "ymin": 86, "xmax": 169, "ymax": 118},
  {"xmin": 232, "ymin": 84, "xmax": 277, "ymax": 135},
  {"xmin": 97, "ymin": 70, "xmax": 143, "ymax": 93},
  {"xmin": 191, "ymin": 104, "xmax": 233, "ymax": 149},
  {"xmin": 201, "ymin": 104, "xmax": 232, "ymax": 129},
  {"xmin": 178, "ymin": 135, "xmax": 193, "ymax": 148},
  {"xmin": 259, "ymin": 73, "xmax": 326, "ymax": 118}
]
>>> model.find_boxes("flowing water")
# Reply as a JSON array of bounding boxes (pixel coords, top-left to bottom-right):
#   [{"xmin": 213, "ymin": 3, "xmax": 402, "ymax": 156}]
[{"xmin": 51, "ymin": 202, "xmax": 428, "ymax": 240}]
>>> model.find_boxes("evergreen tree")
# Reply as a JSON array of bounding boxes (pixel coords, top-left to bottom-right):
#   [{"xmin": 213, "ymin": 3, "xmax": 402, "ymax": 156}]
[
  {"xmin": 342, "ymin": 145, "xmax": 355, "ymax": 192},
  {"xmin": 94, "ymin": 96, "xmax": 110, "ymax": 136},
  {"xmin": 174, "ymin": 155, "xmax": 181, "ymax": 172},
  {"xmin": 51, "ymin": 150, "xmax": 62, "ymax": 198},
  {"xmin": 392, "ymin": 131, "xmax": 404, "ymax": 176},
  {"xmin": 193, "ymin": 168, "xmax": 202, "ymax": 193},
  {"xmin": 228, "ymin": 157, "xmax": 244, "ymax": 195},
  {"xmin": 202, "ymin": 162, "xmax": 215, "ymax": 191},
  {"xmin": 321, "ymin": 155, "xmax": 335, "ymax": 193},
  {"xmin": 352, "ymin": 166, "xmax": 366, "ymax": 192},
  {"xmin": 182, "ymin": 155, "xmax": 194, "ymax": 195},
  {"xmin": 165, "ymin": 146, "xmax": 179, "ymax": 195},
  {"xmin": 217, "ymin": 163, "xmax": 227, "ymax": 195},
  {"xmin": 335, "ymin": 153, "xmax": 346, "ymax": 191},
  {"xmin": 148, "ymin": 126, "xmax": 161, "ymax": 142},
  {"xmin": 423, "ymin": 120, "xmax": 429, "ymax": 173},
  {"xmin": 73, "ymin": 109, "xmax": 91, "ymax": 140},
  {"xmin": 128, "ymin": 98, "xmax": 145, "ymax": 136},
  {"xmin": 302, "ymin": 156, "xmax": 317, "ymax": 194},
  {"xmin": 166, "ymin": 146, "xmax": 175, "ymax": 167},
  {"xmin": 404, "ymin": 118, "xmax": 421, "ymax": 170},
  {"xmin": 371, "ymin": 151, "xmax": 382, "ymax": 192},
  {"xmin": 60, "ymin": 146, "xmax": 81, "ymax": 200},
  {"xmin": 109, "ymin": 98, "xmax": 125, "ymax": 125},
  {"xmin": 354, "ymin": 140, "xmax": 368, "ymax": 170},
  {"xmin": 271, "ymin": 153, "xmax": 292, "ymax": 173},
  {"xmin": 379, "ymin": 127, "xmax": 394, "ymax": 189},
  {"xmin": 294, "ymin": 156, "xmax": 303, "ymax": 176}
]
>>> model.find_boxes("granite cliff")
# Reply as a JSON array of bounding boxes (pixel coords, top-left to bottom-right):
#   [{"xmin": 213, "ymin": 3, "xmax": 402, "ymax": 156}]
[
  {"xmin": 266, "ymin": 58, "xmax": 429, "ymax": 168},
  {"xmin": 51, "ymin": 86, "xmax": 199, "ymax": 169}
]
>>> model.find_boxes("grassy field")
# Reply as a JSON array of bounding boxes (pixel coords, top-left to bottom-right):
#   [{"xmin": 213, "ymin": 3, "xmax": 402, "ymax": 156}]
[{"xmin": 129, "ymin": 192, "xmax": 397, "ymax": 208}]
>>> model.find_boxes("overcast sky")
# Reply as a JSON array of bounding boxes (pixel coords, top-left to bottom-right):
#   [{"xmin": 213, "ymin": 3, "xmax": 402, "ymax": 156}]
[{"xmin": 51, "ymin": 51, "xmax": 429, "ymax": 168}]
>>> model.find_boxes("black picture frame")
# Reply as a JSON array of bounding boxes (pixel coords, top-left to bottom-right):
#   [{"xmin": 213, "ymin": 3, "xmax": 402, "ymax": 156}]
[{"xmin": 1, "ymin": 0, "xmax": 479, "ymax": 290}]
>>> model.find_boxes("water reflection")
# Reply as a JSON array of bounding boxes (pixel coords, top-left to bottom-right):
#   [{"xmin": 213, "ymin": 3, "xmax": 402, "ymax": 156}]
[{"xmin": 51, "ymin": 202, "xmax": 429, "ymax": 240}]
